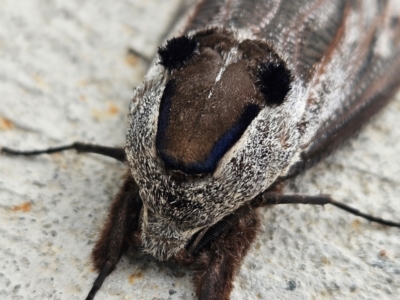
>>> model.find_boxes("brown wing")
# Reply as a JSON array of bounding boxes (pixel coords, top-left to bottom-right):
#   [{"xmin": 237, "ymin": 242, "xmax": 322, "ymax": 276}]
[{"xmin": 185, "ymin": 0, "xmax": 346, "ymax": 81}]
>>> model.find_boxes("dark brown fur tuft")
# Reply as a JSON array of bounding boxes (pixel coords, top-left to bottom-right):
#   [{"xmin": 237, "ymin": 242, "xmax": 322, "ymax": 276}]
[
  {"xmin": 158, "ymin": 36, "xmax": 198, "ymax": 71},
  {"xmin": 193, "ymin": 205, "xmax": 260, "ymax": 300},
  {"xmin": 91, "ymin": 171, "xmax": 142, "ymax": 271}
]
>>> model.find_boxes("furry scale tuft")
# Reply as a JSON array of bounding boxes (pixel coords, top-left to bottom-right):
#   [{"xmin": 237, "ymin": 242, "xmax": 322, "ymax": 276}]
[{"xmin": 158, "ymin": 36, "xmax": 198, "ymax": 71}]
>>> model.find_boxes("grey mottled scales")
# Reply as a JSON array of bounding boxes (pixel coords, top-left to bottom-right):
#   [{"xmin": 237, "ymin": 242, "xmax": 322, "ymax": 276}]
[{"xmin": 186, "ymin": 0, "xmax": 345, "ymax": 80}]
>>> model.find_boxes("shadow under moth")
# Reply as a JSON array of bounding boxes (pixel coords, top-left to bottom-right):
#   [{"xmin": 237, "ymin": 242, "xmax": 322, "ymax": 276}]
[{"xmin": 2, "ymin": 0, "xmax": 400, "ymax": 299}]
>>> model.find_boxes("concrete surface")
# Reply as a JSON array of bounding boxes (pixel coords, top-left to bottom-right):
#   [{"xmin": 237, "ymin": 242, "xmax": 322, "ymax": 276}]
[{"xmin": 0, "ymin": 1, "xmax": 399, "ymax": 300}]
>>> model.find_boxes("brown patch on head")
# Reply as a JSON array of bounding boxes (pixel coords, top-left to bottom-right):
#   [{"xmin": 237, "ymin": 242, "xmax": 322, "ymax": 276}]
[
  {"xmin": 12, "ymin": 202, "xmax": 32, "ymax": 212},
  {"xmin": 164, "ymin": 59, "xmax": 264, "ymax": 166},
  {"xmin": 156, "ymin": 32, "xmax": 273, "ymax": 174}
]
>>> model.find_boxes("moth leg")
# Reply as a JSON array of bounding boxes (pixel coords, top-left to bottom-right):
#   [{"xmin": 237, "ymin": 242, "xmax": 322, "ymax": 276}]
[
  {"xmin": 253, "ymin": 192, "xmax": 400, "ymax": 228},
  {"xmin": 1, "ymin": 142, "xmax": 126, "ymax": 162},
  {"xmin": 193, "ymin": 206, "xmax": 260, "ymax": 300},
  {"xmin": 86, "ymin": 172, "xmax": 142, "ymax": 300}
]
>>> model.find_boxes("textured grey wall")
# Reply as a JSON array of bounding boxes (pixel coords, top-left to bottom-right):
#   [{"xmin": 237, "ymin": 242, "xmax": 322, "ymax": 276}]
[{"xmin": 0, "ymin": 1, "xmax": 399, "ymax": 299}]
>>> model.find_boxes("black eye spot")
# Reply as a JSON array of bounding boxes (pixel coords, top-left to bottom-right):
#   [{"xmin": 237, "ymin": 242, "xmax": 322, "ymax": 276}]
[
  {"xmin": 158, "ymin": 36, "xmax": 197, "ymax": 71},
  {"xmin": 257, "ymin": 62, "xmax": 292, "ymax": 106}
]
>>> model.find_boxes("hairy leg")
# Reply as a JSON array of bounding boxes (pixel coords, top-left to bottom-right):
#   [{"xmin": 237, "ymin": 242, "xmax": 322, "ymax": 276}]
[
  {"xmin": 252, "ymin": 191, "xmax": 400, "ymax": 228},
  {"xmin": 86, "ymin": 171, "xmax": 142, "ymax": 300},
  {"xmin": 193, "ymin": 205, "xmax": 260, "ymax": 300}
]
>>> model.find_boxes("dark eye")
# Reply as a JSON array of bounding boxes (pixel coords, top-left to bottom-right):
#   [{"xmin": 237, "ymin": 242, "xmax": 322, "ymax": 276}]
[
  {"xmin": 257, "ymin": 62, "xmax": 292, "ymax": 106},
  {"xmin": 158, "ymin": 36, "xmax": 198, "ymax": 71}
]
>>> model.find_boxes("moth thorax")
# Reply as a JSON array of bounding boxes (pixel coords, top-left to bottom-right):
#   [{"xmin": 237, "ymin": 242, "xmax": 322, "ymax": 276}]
[{"xmin": 155, "ymin": 30, "xmax": 292, "ymax": 176}]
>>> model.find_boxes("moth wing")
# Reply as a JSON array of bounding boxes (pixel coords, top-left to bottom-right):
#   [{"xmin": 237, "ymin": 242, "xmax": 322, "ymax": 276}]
[{"xmin": 286, "ymin": 1, "xmax": 400, "ymax": 176}]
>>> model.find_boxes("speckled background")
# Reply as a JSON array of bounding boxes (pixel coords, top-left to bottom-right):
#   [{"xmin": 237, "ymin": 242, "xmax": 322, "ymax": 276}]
[{"xmin": 0, "ymin": 1, "xmax": 399, "ymax": 300}]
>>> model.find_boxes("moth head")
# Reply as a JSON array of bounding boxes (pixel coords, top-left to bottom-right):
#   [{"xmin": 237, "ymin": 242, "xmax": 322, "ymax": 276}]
[{"xmin": 127, "ymin": 28, "xmax": 296, "ymax": 260}]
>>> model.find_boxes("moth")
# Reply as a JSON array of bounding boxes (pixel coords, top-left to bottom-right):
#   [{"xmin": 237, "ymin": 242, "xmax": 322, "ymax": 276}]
[{"xmin": 2, "ymin": 0, "xmax": 400, "ymax": 299}]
